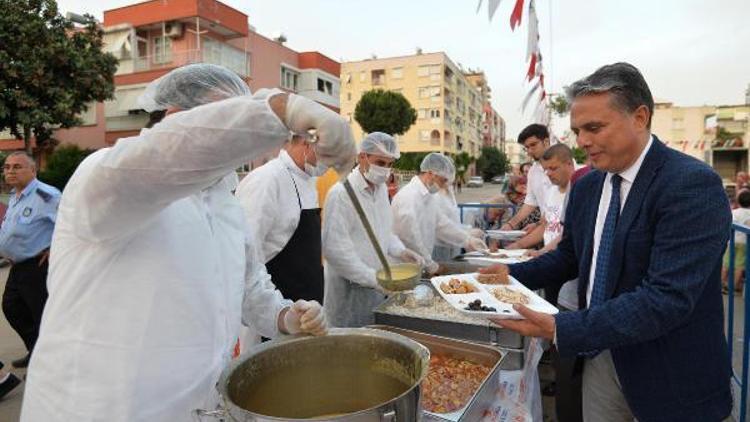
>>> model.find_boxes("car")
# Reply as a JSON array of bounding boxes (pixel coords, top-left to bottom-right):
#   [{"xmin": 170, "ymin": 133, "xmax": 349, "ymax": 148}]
[
  {"xmin": 491, "ymin": 175, "xmax": 507, "ymax": 184},
  {"xmin": 467, "ymin": 176, "xmax": 484, "ymax": 188}
]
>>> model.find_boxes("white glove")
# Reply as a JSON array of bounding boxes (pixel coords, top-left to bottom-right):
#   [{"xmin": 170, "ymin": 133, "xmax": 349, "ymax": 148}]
[
  {"xmin": 465, "ymin": 236, "xmax": 489, "ymax": 252},
  {"xmin": 283, "ymin": 300, "xmax": 328, "ymax": 336},
  {"xmin": 400, "ymin": 249, "xmax": 425, "ymax": 266},
  {"xmin": 426, "ymin": 260, "xmax": 440, "ymax": 275},
  {"xmin": 469, "ymin": 228, "xmax": 485, "ymax": 239},
  {"xmin": 285, "ymin": 94, "xmax": 357, "ymax": 174}
]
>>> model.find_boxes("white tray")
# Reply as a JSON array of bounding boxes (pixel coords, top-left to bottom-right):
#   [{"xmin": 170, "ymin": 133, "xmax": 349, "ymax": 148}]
[
  {"xmin": 462, "ymin": 249, "xmax": 528, "ymax": 258},
  {"xmin": 463, "ymin": 256, "xmax": 531, "ymax": 266},
  {"xmin": 485, "ymin": 230, "xmax": 526, "ymax": 240},
  {"xmin": 430, "ymin": 273, "xmax": 559, "ymax": 320}
]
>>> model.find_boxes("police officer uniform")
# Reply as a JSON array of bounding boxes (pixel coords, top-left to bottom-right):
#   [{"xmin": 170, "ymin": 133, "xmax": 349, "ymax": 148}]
[{"xmin": 0, "ymin": 178, "xmax": 60, "ymax": 356}]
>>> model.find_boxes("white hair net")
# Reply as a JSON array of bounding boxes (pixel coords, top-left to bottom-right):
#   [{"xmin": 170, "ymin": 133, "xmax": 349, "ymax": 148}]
[
  {"xmin": 138, "ymin": 63, "xmax": 251, "ymax": 112},
  {"xmin": 359, "ymin": 132, "xmax": 400, "ymax": 159},
  {"xmin": 420, "ymin": 152, "xmax": 455, "ymax": 180}
]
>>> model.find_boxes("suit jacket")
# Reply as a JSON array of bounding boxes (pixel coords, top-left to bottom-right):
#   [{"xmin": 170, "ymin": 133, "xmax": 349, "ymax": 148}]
[{"xmin": 511, "ymin": 137, "xmax": 733, "ymax": 421}]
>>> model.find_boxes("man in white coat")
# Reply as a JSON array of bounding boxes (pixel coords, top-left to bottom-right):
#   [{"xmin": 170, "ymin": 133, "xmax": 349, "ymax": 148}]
[
  {"xmin": 236, "ymin": 133, "xmax": 327, "ymax": 305},
  {"xmin": 392, "ymin": 153, "xmax": 487, "ymax": 275},
  {"xmin": 322, "ymin": 132, "xmax": 421, "ymax": 328},
  {"xmin": 21, "ymin": 64, "xmax": 355, "ymax": 421}
]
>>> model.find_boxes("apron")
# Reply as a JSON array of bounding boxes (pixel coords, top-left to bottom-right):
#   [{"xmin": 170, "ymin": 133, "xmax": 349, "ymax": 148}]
[{"xmin": 265, "ymin": 170, "xmax": 324, "ymax": 303}]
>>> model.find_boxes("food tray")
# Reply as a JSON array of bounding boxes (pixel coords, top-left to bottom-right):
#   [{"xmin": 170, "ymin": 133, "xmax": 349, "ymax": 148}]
[
  {"xmin": 373, "ymin": 283, "xmax": 525, "ymax": 350},
  {"xmin": 463, "ymin": 249, "xmax": 528, "ymax": 258},
  {"xmin": 368, "ymin": 326, "xmax": 504, "ymax": 422},
  {"xmin": 431, "ymin": 273, "xmax": 558, "ymax": 320},
  {"xmin": 485, "ymin": 229, "xmax": 526, "ymax": 240},
  {"xmin": 462, "ymin": 255, "xmax": 531, "ymax": 266}
]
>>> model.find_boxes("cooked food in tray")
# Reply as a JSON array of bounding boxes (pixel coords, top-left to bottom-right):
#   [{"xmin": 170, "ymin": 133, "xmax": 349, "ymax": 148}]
[
  {"xmin": 476, "ymin": 272, "xmax": 509, "ymax": 285},
  {"xmin": 492, "ymin": 287, "xmax": 530, "ymax": 305},
  {"xmin": 440, "ymin": 278, "xmax": 477, "ymax": 294},
  {"xmin": 464, "ymin": 299, "xmax": 496, "ymax": 312},
  {"xmin": 421, "ymin": 354, "xmax": 492, "ymax": 414}
]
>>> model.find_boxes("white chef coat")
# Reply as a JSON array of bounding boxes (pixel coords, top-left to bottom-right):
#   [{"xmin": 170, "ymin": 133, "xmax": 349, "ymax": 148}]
[
  {"xmin": 391, "ymin": 176, "xmax": 469, "ymax": 268},
  {"xmin": 235, "ymin": 149, "xmax": 319, "ymax": 263},
  {"xmin": 21, "ymin": 94, "xmax": 294, "ymax": 422},
  {"xmin": 322, "ymin": 168, "xmax": 406, "ymax": 328}
]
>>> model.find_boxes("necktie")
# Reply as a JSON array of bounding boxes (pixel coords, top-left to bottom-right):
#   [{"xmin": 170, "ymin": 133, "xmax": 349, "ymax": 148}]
[{"xmin": 582, "ymin": 174, "xmax": 622, "ymax": 358}]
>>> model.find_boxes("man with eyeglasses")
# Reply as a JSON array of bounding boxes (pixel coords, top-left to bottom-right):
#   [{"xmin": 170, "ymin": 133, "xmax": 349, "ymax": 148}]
[
  {"xmin": 502, "ymin": 124, "xmax": 551, "ymax": 241},
  {"xmin": 0, "ymin": 152, "xmax": 60, "ymax": 369}
]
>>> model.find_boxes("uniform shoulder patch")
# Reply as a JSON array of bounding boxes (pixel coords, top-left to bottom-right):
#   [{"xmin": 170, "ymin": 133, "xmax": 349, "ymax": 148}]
[{"xmin": 35, "ymin": 188, "xmax": 53, "ymax": 203}]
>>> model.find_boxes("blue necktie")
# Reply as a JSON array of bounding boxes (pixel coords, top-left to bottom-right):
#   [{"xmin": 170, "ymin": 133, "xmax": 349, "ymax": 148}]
[{"xmin": 582, "ymin": 174, "xmax": 622, "ymax": 358}]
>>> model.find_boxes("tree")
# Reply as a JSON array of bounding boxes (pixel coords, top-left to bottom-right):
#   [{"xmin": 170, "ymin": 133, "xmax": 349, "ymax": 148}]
[
  {"xmin": 393, "ymin": 152, "xmax": 429, "ymax": 172},
  {"xmin": 450, "ymin": 151, "xmax": 474, "ymax": 183},
  {"xmin": 38, "ymin": 144, "xmax": 94, "ymax": 191},
  {"xmin": 354, "ymin": 90, "xmax": 417, "ymax": 135},
  {"xmin": 549, "ymin": 93, "xmax": 570, "ymax": 117},
  {"xmin": 476, "ymin": 147, "xmax": 509, "ymax": 181},
  {"xmin": 572, "ymin": 146, "xmax": 587, "ymax": 164},
  {"xmin": 0, "ymin": 0, "xmax": 117, "ymax": 155}
]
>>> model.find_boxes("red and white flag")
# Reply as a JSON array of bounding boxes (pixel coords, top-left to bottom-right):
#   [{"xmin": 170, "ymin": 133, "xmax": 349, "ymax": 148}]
[
  {"xmin": 510, "ymin": 0, "xmax": 525, "ymax": 30},
  {"xmin": 526, "ymin": 0, "xmax": 539, "ymax": 61},
  {"xmin": 476, "ymin": 0, "xmax": 503, "ymax": 21}
]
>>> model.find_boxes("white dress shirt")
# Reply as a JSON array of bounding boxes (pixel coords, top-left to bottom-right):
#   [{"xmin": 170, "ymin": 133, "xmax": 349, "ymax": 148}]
[
  {"xmin": 586, "ymin": 136, "xmax": 654, "ymax": 306},
  {"xmin": 524, "ymin": 161, "xmax": 552, "ymax": 207},
  {"xmin": 235, "ymin": 149, "xmax": 319, "ymax": 263}
]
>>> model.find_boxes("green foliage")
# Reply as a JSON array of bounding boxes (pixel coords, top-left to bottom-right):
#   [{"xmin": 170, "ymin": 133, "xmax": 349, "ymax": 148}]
[
  {"xmin": 38, "ymin": 144, "xmax": 94, "ymax": 190},
  {"xmin": 717, "ymin": 126, "xmax": 735, "ymax": 142},
  {"xmin": 550, "ymin": 94, "xmax": 570, "ymax": 117},
  {"xmin": 450, "ymin": 151, "xmax": 474, "ymax": 182},
  {"xmin": 354, "ymin": 90, "xmax": 417, "ymax": 135},
  {"xmin": 393, "ymin": 152, "xmax": 430, "ymax": 171},
  {"xmin": 476, "ymin": 147, "xmax": 509, "ymax": 181},
  {"xmin": 572, "ymin": 146, "xmax": 587, "ymax": 164},
  {"xmin": 0, "ymin": 0, "xmax": 117, "ymax": 154}
]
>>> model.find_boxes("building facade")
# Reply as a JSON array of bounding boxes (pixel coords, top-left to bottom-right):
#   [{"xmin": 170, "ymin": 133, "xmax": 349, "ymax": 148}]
[
  {"xmin": 652, "ymin": 100, "xmax": 750, "ymax": 184},
  {"xmin": 465, "ymin": 72, "xmax": 505, "ymax": 152},
  {"xmin": 0, "ymin": 0, "xmax": 340, "ymax": 160},
  {"xmin": 340, "ymin": 52, "xmax": 491, "ymax": 158}
]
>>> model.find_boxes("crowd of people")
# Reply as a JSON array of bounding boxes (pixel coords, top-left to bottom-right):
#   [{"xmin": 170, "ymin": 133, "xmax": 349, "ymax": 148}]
[{"xmin": 0, "ymin": 61, "xmax": 736, "ymax": 422}]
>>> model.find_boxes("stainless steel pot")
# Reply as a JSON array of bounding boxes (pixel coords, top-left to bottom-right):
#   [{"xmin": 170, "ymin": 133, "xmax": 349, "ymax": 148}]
[{"xmin": 209, "ymin": 328, "xmax": 430, "ymax": 421}]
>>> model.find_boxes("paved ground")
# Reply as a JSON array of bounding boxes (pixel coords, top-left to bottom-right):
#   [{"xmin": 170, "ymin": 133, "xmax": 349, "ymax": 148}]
[{"xmin": 0, "ymin": 266, "xmax": 27, "ymax": 422}]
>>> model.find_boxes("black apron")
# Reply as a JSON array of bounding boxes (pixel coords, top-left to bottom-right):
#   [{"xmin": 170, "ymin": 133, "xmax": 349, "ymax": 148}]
[{"xmin": 264, "ymin": 170, "xmax": 324, "ymax": 303}]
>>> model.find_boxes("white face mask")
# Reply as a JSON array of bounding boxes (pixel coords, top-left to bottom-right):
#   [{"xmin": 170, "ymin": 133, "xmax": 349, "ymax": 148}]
[
  {"xmin": 303, "ymin": 147, "xmax": 328, "ymax": 177},
  {"xmin": 426, "ymin": 182, "xmax": 440, "ymax": 194},
  {"xmin": 364, "ymin": 164, "xmax": 391, "ymax": 185}
]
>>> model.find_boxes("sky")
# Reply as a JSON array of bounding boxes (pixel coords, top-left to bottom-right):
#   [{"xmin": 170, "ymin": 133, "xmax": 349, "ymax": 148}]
[{"xmin": 57, "ymin": 0, "xmax": 750, "ymax": 139}]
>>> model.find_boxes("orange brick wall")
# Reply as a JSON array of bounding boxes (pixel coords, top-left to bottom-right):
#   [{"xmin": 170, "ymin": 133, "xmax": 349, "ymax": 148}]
[{"xmin": 298, "ymin": 52, "xmax": 340, "ymax": 77}]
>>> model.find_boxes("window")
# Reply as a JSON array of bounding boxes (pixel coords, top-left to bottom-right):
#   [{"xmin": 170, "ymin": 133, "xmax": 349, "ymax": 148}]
[
  {"xmin": 430, "ymin": 109, "xmax": 440, "ymax": 119},
  {"xmin": 418, "ymin": 64, "xmax": 440, "ymax": 77},
  {"xmin": 281, "ymin": 66, "xmax": 299, "ymax": 92},
  {"xmin": 153, "ymin": 36, "xmax": 172, "ymax": 64},
  {"xmin": 317, "ymin": 78, "xmax": 333, "ymax": 95},
  {"xmin": 346, "ymin": 92, "xmax": 352, "ymax": 101},
  {"xmin": 392, "ymin": 67, "xmax": 403, "ymax": 79},
  {"xmin": 418, "ymin": 65, "xmax": 430, "ymax": 77},
  {"xmin": 672, "ymin": 118, "xmax": 684, "ymax": 130},
  {"xmin": 418, "ymin": 108, "xmax": 428, "ymax": 119},
  {"xmin": 420, "ymin": 130, "xmax": 431, "ymax": 141},
  {"xmin": 372, "ymin": 69, "xmax": 385, "ymax": 85},
  {"xmin": 360, "ymin": 71, "xmax": 366, "ymax": 82}
]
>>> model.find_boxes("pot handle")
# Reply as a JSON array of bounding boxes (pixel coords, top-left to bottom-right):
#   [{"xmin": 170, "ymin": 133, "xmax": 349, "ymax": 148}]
[
  {"xmin": 380, "ymin": 409, "xmax": 396, "ymax": 422},
  {"xmin": 192, "ymin": 408, "xmax": 227, "ymax": 421}
]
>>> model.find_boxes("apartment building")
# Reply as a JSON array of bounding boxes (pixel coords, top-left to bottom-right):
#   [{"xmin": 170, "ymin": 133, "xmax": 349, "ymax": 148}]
[
  {"xmin": 0, "ymin": 0, "xmax": 340, "ymax": 158},
  {"xmin": 340, "ymin": 51, "xmax": 493, "ymax": 158},
  {"xmin": 465, "ymin": 72, "xmax": 505, "ymax": 152}
]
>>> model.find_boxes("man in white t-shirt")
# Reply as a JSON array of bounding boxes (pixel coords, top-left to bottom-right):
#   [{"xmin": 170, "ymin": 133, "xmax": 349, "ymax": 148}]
[{"xmin": 503, "ymin": 124, "xmax": 551, "ymax": 248}]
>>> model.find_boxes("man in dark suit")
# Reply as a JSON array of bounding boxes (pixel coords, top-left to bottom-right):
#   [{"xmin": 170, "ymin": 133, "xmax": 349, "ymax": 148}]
[{"xmin": 486, "ymin": 62, "xmax": 732, "ymax": 421}]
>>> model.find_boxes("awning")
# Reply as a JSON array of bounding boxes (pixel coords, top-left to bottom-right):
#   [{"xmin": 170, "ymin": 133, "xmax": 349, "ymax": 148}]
[
  {"xmin": 116, "ymin": 87, "xmax": 146, "ymax": 112},
  {"xmin": 104, "ymin": 31, "xmax": 132, "ymax": 57}
]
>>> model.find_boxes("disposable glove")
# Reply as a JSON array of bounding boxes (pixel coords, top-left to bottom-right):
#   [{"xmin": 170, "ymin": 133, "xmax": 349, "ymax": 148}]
[
  {"xmin": 283, "ymin": 300, "xmax": 327, "ymax": 336},
  {"xmin": 469, "ymin": 228, "xmax": 485, "ymax": 239},
  {"xmin": 285, "ymin": 94, "xmax": 357, "ymax": 174},
  {"xmin": 465, "ymin": 236, "xmax": 489, "ymax": 252},
  {"xmin": 400, "ymin": 249, "xmax": 425, "ymax": 266},
  {"xmin": 426, "ymin": 260, "xmax": 440, "ymax": 275}
]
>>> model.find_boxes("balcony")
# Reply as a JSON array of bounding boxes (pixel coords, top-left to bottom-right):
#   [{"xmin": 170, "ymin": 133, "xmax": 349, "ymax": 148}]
[{"xmin": 120, "ymin": 47, "xmax": 249, "ymax": 77}]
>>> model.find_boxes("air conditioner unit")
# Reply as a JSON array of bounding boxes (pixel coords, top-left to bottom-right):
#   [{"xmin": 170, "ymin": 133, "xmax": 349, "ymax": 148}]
[{"xmin": 164, "ymin": 22, "xmax": 183, "ymax": 38}]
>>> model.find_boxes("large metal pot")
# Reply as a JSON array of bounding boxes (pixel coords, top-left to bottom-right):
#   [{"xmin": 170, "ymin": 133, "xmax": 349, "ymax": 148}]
[{"xmin": 213, "ymin": 328, "xmax": 430, "ymax": 421}]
